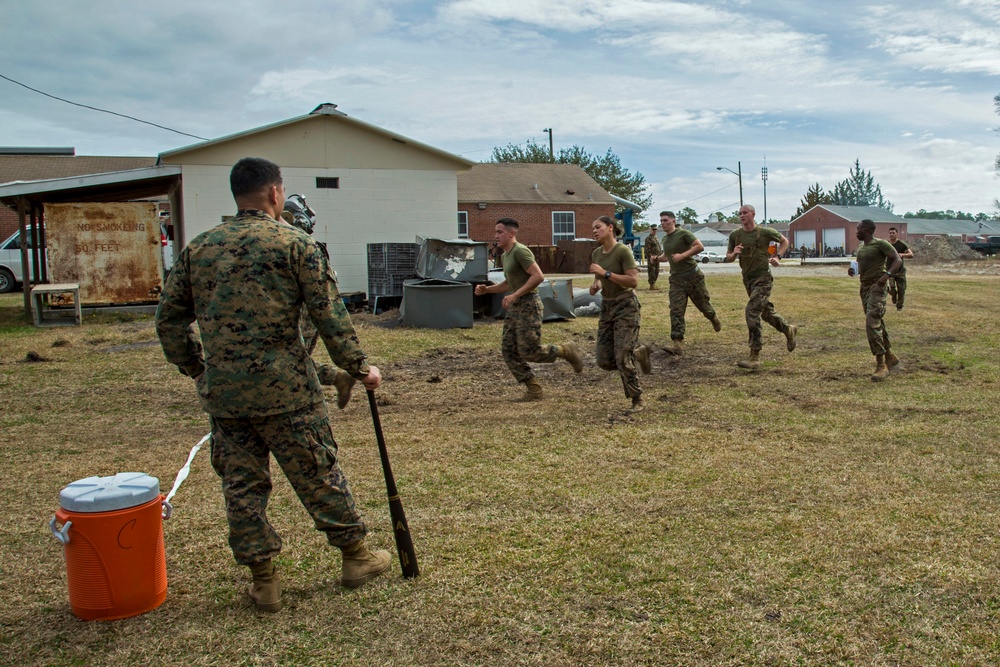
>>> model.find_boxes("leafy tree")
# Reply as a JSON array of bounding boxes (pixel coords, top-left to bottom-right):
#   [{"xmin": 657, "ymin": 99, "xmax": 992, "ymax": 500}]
[
  {"xmin": 794, "ymin": 183, "xmax": 832, "ymax": 217},
  {"xmin": 829, "ymin": 159, "xmax": 894, "ymax": 212},
  {"xmin": 490, "ymin": 140, "xmax": 654, "ymax": 218},
  {"xmin": 677, "ymin": 207, "xmax": 699, "ymax": 226}
]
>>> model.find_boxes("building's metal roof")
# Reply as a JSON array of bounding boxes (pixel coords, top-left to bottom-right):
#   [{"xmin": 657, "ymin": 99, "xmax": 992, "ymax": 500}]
[
  {"xmin": 159, "ymin": 103, "xmax": 475, "ymax": 168},
  {"xmin": 801, "ymin": 205, "xmax": 905, "ymax": 223},
  {"xmin": 902, "ymin": 218, "xmax": 1000, "ymax": 235},
  {"xmin": 458, "ymin": 163, "xmax": 613, "ymax": 204}
]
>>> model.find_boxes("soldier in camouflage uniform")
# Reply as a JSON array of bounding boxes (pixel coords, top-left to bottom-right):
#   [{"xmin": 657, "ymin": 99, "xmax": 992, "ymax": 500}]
[
  {"xmin": 849, "ymin": 219, "xmax": 903, "ymax": 381},
  {"xmin": 644, "ymin": 224, "xmax": 663, "ymax": 290},
  {"xmin": 589, "ymin": 216, "xmax": 652, "ymax": 413},
  {"xmin": 655, "ymin": 210, "xmax": 721, "ymax": 355},
  {"xmin": 474, "ymin": 218, "xmax": 583, "ymax": 400},
  {"xmin": 281, "ymin": 194, "xmax": 356, "ymax": 409},
  {"xmin": 155, "ymin": 158, "xmax": 391, "ymax": 613},
  {"xmin": 886, "ymin": 226, "xmax": 913, "ymax": 310},
  {"xmin": 726, "ymin": 205, "xmax": 798, "ymax": 370}
]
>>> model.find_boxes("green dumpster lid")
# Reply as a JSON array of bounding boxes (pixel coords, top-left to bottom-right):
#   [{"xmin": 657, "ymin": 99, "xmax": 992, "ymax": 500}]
[{"xmin": 59, "ymin": 472, "xmax": 160, "ymax": 512}]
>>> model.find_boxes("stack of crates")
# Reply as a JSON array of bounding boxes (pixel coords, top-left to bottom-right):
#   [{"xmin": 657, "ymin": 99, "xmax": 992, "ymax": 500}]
[{"xmin": 367, "ymin": 242, "xmax": 418, "ymax": 298}]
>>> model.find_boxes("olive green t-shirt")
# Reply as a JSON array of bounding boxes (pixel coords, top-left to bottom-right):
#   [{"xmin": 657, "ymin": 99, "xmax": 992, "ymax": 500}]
[
  {"xmin": 661, "ymin": 228, "xmax": 699, "ymax": 275},
  {"xmin": 856, "ymin": 239, "xmax": 896, "ymax": 283},
  {"xmin": 591, "ymin": 243, "xmax": 637, "ymax": 300},
  {"xmin": 728, "ymin": 225, "xmax": 782, "ymax": 280},
  {"xmin": 891, "ymin": 240, "xmax": 909, "ymax": 275},
  {"xmin": 501, "ymin": 242, "xmax": 538, "ymax": 294}
]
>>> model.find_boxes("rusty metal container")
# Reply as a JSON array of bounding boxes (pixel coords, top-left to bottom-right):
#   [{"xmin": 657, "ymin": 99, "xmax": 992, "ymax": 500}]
[{"xmin": 44, "ymin": 203, "xmax": 163, "ymax": 305}]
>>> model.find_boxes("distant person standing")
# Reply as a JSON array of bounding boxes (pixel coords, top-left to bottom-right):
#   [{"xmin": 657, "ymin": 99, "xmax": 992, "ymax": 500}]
[
  {"xmin": 644, "ymin": 223, "xmax": 663, "ymax": 290},
  {"xmin": 655, "ymin": 210, "xmax": 721, "ymax": 355},
  {"xmin": 474, "ymin": 218, "xmax": 583, "ymax": 400},
  {"xmin": 848, "ymin": 219, "xmax": 903, "ymax": 381},
  {"xmin": 886, "ymin": 226, "xmax": 913, "ymax": 310},
  {"xmin": 589, "ymin": 216, "xmax": 652, "ymax": 413},
  {"xmin": 726, "ymin": 204, "xmax": 798, "ymax": 369}
]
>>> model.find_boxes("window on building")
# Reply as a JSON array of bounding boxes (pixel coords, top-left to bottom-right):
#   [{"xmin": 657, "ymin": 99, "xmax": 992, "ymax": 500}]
[
  {"xmin": 552, "ymin": 211, "xmax": 576, "ymax": 244},
  {"xmin": 457, "ymin": 211, "xmax": 469, "ymax": 238},
  {"xmin": 316, "ymin": 177, "xmax": 340, "ymax": 189}
]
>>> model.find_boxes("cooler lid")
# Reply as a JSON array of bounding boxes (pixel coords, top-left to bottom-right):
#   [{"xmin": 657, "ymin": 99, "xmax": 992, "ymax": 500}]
[{"xmin": 59, "ymin": 472, "xmax": 161, "ymax": 513}]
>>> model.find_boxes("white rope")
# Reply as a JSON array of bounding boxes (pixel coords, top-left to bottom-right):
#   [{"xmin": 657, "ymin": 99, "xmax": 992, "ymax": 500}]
[{"xmin": 162, "ymin": 433, "xmax": 210, "ymax": 518}]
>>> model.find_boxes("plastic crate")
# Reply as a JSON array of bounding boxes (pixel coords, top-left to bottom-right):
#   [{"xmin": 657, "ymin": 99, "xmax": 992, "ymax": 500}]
[{"xmin": 367, "ymin": 243, "xmax": 418, "ymax": 296}]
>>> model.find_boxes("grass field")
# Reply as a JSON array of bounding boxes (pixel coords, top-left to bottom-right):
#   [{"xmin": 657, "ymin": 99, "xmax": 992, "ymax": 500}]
[{"xmin": 1, "ymin": 265, "xmax": 999, "ymax": 666}]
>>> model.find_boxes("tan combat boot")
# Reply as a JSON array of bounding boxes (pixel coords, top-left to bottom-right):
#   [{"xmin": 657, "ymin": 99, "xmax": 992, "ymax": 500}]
[
  {"xmin": 871, "ymin": 355, "xmax": 889, "ymax": 382},
  {"xmin": 634, "ymin": 344, "xmax": 652, "ymax": 374},
  {"xmin": 785, "ymin": 325, "xmax": 798, "ymax": 352},
  {"xmin": 737, "ymin": 350, "xmax": 761, "ymax": 369},
  {"xmin": 664, "ymin": 339, "xmax": 683, "ymax": 356},
  {"xmin": 558, "ymin": 343, "xmax": 584, "ymax": 373},
  {"xmin": 710, "ymin": 315, "xmax": 722, "ymax": 332},
  {"xmin": 248, "ymin": 559, "xmax": 281, "ymax": 612},
  {"xmin": 885, "ymin": 350, "xmax": 900, "ymax": 371},
  {"xmin": 340, "ymin": 540, "xmax": 392, "ymax": 589},
  {"xmin": 523, "ymin": 378, "xmax": 544, "ymax": 401},
  {"xmin": 332, "ymin": 370, "xmax": 356, "ymax": 410},
  {"xmin": 628, "ymin": 396, "xmax": 645, "ymax": 413}
]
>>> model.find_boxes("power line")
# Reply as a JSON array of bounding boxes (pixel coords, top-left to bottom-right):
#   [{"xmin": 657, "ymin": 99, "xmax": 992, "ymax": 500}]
[{"xmin": 0, "ymin": 72, "xmax": 208, "ymax": 141}]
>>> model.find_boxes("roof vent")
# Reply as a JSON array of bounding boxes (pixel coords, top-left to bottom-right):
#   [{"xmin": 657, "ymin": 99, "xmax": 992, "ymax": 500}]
[
  {"xmin": 533, "ymin": 183, "xmax": 538, "ymax": 189},
  {"xmin": 566, "ymin": 189, "xmax": 575, "ymax": 195},
  {"xmin": 310, "ymin": 103, "xmax": 346, "ymax": 116}
]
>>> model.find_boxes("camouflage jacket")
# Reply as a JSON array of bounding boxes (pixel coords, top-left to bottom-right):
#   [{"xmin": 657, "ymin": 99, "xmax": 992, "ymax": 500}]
[{"xmin": 155, "ymin": 210, "xmax": 369, "ymax": 418}]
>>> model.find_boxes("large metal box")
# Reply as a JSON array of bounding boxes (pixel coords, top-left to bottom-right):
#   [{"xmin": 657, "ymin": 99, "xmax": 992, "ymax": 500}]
[
  {"xmin": 44, "ymin": 202, "xmax": 163, "ymax": 305},
  {"xmin": 488, "ymin": 277, "xmax": 576, "ymax": 321},
  {"xmin": 416, "ymin": 238, "xmax": 488, "ymax": 283},
  {"xmin": 400, "ymin": 279, "xmax": 473, "ymax": 329}
]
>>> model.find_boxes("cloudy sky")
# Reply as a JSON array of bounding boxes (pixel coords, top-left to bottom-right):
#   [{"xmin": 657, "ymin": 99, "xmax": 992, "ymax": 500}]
[{"xmin": 2, "ymin": 0, "xmax": 999, "ymax": 221}]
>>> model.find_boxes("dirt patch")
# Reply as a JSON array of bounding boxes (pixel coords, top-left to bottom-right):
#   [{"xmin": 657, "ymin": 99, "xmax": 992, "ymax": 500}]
[{"xmin": 908, "ymin": 236, "xmax": 981, "ymax": 263}]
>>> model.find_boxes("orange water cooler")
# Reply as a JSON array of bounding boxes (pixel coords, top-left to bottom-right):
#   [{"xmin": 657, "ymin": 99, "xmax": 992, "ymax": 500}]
[{"xmin": 49, "ymin": 472, "xmax": 167, "ymax": 621}]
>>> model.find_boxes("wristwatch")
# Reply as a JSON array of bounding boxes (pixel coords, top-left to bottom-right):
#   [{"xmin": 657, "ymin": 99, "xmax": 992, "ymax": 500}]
[
  {"xmin": 884, "ymin": 271, "xmax": 893, "ymax": 277},
  {"xmin": 604, "ymin": 271, "xmax": 612, "ymax": 279}
]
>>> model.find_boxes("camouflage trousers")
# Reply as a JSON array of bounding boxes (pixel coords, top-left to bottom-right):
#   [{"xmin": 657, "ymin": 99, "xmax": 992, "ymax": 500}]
[
  {"xmin": 887, "ymin": 273, "xmax": 907, "ymax": 308},
  {"xmin": 647, "ymin": 260, "xmax": 660, "ymax": 286},
  {"xmin": 502, "ymin": 293, "xmax": 559, "ymax": 383},
  {"xmin": 860, "ymin": 281, "xmax": 891, "ymax": 356},
  {"xmin": 596, "ymin": 291, "xmax": 642, "ymax": 399},
  {"xmin": 668, "ymin": 267, "xmax": 716, "ymax": 341},
  {"xmin": 209, "ymin": 401, "xmax": 367, "ymax": 565},
  {"xmin": 742, "ymin": 273, "xmax": 790, "ymax": 351}
]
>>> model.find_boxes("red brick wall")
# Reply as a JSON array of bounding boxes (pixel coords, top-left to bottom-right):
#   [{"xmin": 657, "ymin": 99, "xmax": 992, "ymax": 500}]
[
  {"xmin": 459, "ymin": 202, "xmax": 614, "ymax": 246},
  {"xmin": 790, "ymin": 210, "xmax": 915, "ymax": 254},
  {"xmin": 0, "ymin": 205, "xmax": 18, "ymax": 241}
]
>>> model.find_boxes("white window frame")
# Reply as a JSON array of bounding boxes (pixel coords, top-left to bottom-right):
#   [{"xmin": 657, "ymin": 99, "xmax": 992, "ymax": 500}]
[
  {"xmin": 457, "ymin": 211, "xmax": 469, "ymax": 238},
  {"xmin": 552, "ymin": 211, "xmax": 576, "ymax": 245}
]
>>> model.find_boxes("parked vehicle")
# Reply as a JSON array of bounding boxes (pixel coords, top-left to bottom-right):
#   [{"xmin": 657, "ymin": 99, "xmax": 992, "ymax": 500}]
[
  {"xmin": 697, "ymin": 250, "xmax": 726, "ymax": 263},
  {"xmin": 0, "ymin": 227, "xmax": 46, "ymax": 293},
  {"xmin": 967, "ymin": 235, "xmax": 1000, "ymax": 256}
]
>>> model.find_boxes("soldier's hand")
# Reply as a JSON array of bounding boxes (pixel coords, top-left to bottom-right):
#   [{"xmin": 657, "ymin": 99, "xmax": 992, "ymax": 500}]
[{"xmin": 361, "ymin": 366, "xmax": 381, "ymax": 390}]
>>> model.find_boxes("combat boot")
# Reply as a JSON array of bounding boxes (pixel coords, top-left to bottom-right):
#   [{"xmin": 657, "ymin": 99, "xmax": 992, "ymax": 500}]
[
  {"xmin": 710, "ymin": 315, "xmax": 722, "ymax": 332},
  {"xmin": 634, "ymin": 344, "xmax": 652, "ymax": 374},
  {"xmin": 522, "ymin": 378, "xmax": 544, "ymax": 401},
  {"xmin": 664, "ymin": 339, "xmax": 683, "ymax": 356},
  {"xmin": 332, "ymin": 371, "xmax": 356, "ymax": 410},
  {"xmin": 870, "ymin": 355, "xmax": 889, "ymax": 382},
  {"xmin": 248, "ymin": 559, "xmax": 281, "ymax": 612},
  {"xmin": 737, "ymin": 350, "xmax": 761, "ymax": 370},
  {"xmin": 785, "ymin": 325, "xmax": 798, "ymax": 352},
  {"xmin": 885, "ymin": 349, "xmax": 900, "ymax": 370},
  {"xmin": 558, "ymin": 343, "xmax": 584, "ymax": 373},
  {"xmin": 628, "ymin": 396, "xmax": 645, "ymax": 413},
  {"xmin": 649, "ymin": 283, "xmax": 659, "ymax": 291},
  {"xmin": 340, "ymin": 540, "xmax": 391, "ymax": 589}
]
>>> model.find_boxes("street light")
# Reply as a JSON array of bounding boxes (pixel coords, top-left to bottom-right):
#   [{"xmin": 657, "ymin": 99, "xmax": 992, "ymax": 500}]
[
  {"xmin": 542, "ymin": 128, "xmax": 554, "ymax": 161},
  {"xmin": 716, "ymin": 161, "xmax": 743, "ymax": 207}
]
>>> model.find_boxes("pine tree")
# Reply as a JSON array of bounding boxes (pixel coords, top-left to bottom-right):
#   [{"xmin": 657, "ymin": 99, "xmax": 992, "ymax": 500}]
[{"xmin": 829, "ymin": 159, "xmax": 894, "ymax": 212}]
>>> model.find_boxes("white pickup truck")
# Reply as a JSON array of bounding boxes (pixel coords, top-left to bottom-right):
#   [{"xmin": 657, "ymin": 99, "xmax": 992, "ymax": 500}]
[{"xmin": 0, "ymin": 227, "xmax": 45, "ymax": 293}]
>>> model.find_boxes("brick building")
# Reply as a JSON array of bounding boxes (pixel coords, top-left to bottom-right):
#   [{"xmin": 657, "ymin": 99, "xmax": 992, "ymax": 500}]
[
  {"xmin": 789, "ymin": 205, "xmax": 904, "ymax": 256},
  {"xmin": 457, "ymin": 163, "xmax": 615, "ymax": 246}
]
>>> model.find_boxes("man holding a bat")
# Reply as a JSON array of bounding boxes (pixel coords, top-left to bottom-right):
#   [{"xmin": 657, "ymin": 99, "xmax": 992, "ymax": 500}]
[{"xmin": 156, "ymin": 157, "xmax": 391, "ymax": 613}]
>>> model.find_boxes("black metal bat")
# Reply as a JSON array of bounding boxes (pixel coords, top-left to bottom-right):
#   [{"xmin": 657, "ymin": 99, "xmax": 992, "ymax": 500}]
[{"xmin": 366, "ymin": 389, "xmax": 419, "ymax": 579}]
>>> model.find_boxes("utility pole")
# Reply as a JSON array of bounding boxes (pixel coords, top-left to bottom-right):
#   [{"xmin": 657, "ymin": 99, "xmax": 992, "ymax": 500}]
[
  {"xmin": 761, "ymin": 159, "xmax": 768, "ymax": 224},
  {"xmin": 716, "ymin": 161, "xmax": 743, "ymax": 206},
  {"xmin": 542, "ymin": 128, "xmax": 553, "ymax": 162}
]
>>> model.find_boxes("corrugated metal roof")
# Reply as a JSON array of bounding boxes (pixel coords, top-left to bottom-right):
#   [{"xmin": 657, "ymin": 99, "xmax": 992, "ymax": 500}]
[
  {"xmin": 0, "ymin": 155, "xmax": 156, "ymax": 186},
  {"xmin": 458, "ymin": 163, "xmax": 613, "ymax": 204},
  {"xmin": 809, "ymin": 205, "xmax": 904, "ymax": 222},
  {"xmin": 902, "ymin": 218, "xmax": 1000, "ymax": 235}
]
